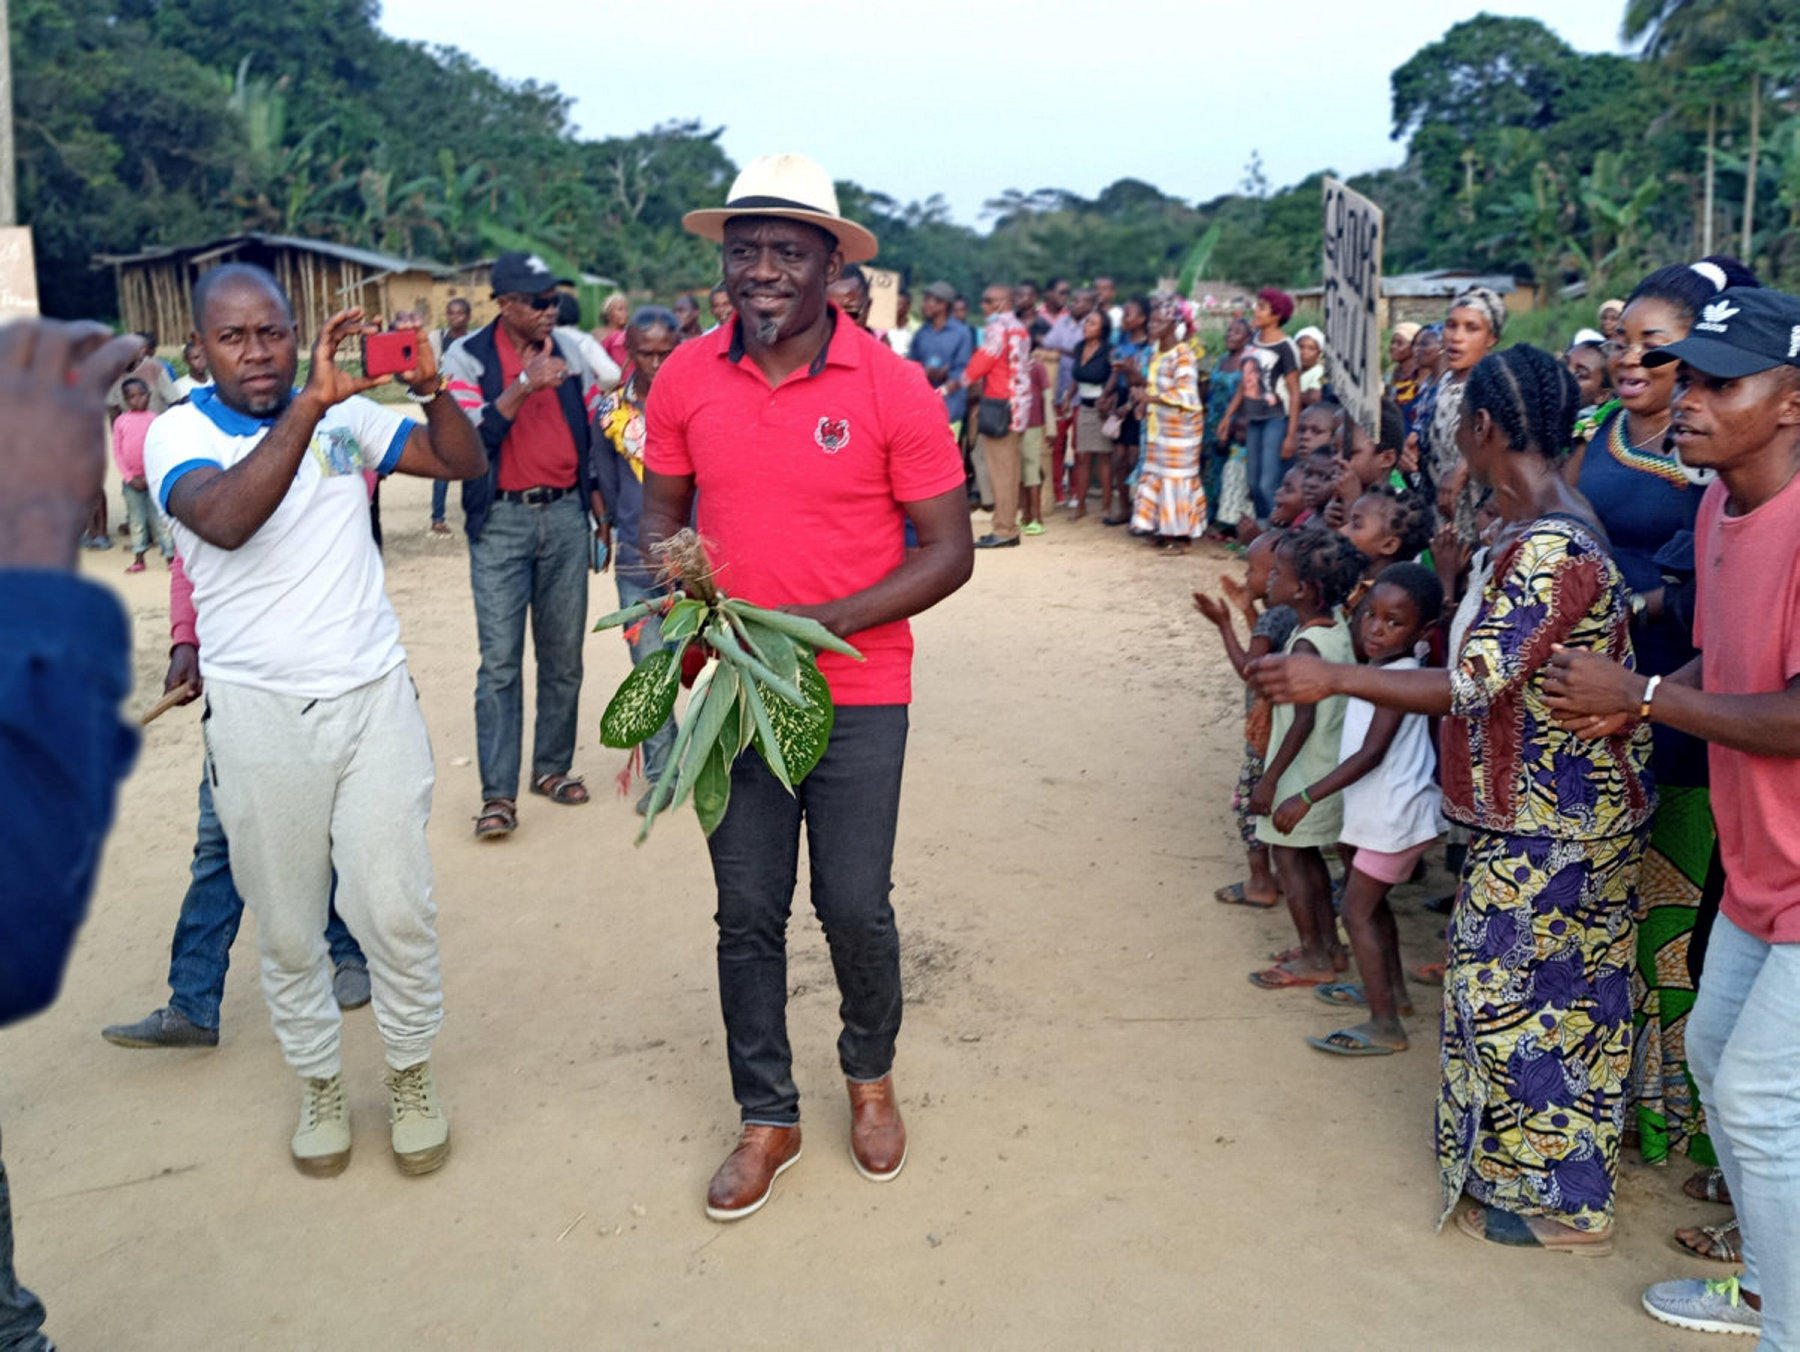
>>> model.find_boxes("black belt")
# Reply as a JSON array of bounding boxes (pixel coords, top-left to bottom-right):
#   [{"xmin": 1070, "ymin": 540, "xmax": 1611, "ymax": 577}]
[{"xmin": 497, "ymin": 485, "xmax": 576, "ymax": 506}]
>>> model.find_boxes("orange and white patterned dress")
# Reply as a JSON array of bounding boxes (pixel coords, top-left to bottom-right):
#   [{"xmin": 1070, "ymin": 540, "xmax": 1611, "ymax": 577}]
[{"xmin": 1130, "ymin": 341, "xmax": 1206, "ymax": 538}]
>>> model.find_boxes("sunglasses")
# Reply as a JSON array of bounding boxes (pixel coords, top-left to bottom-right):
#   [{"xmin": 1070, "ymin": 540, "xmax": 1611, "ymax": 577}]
[{"xmin": 507, "ymin": 293, "xmax": 558, "ymax": 311}]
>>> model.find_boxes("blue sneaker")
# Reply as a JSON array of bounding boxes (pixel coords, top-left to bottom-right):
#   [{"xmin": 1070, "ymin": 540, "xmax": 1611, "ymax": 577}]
[{"xmin": 1643, "ymin": 1276, "xmax": 1762, "ymax": 1337}]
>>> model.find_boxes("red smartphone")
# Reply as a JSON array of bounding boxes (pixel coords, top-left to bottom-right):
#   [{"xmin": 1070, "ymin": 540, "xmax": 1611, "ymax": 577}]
[{"xmin": 363, "ymin": 329, "xmax": 419, "ymax": 377}]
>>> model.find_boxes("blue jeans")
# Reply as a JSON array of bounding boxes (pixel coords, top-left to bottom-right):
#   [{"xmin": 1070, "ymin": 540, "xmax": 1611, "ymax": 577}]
[
  {"xmin": 704, "ymin": 705, "xmax": 908, "ymax": 1125},
  {"xmin": 0, "ymin": 1126, "xmax": 48, "ymax": 1352},
  {"xmin": 168, "ymin": 772, "xmax": 362, "ymax": 1030},
  {"xmin": 1244, "ymin": 415, "xmax": 1289, "ymax": 521},
  {"xmin": 469, "ymin": 496, "xmax": 590, "ymax": 802},
  {"xmin": 614, "ymin": 569, "xmax": 676, "ymax": 783},
  {"xmin": 1688, "ymin": 913, "xmax": 1800, "ymax": 1343},
  {"xmin": 431, "ymin": 479, "xmax": 449, "ymax": 525}
]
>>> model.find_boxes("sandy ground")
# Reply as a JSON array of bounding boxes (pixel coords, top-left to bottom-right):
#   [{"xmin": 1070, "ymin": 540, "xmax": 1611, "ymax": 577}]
[{"xmin": 5, "ymin": 471, "xmax": 1733, "ymax": 1350}]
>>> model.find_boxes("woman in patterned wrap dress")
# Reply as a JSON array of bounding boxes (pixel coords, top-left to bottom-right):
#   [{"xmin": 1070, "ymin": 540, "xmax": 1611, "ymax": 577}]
[
  {"xmin": 1251, "ymin": 345, "xmax": 1653, "ymax": 1253},
  {"xmin": 1128, "ymin": 300, "xmax": 1206, "ymax": 550}
]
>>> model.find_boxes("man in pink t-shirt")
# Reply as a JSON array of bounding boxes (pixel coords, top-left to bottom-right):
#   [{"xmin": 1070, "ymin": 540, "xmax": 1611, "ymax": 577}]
[
  {"xmin": 1546, "ymin": 285, "xmax": 1800, "ymax": 1345},
  {"xmin": 643, "ymin": 154, "xmax": 972, "ymax": 1224}
]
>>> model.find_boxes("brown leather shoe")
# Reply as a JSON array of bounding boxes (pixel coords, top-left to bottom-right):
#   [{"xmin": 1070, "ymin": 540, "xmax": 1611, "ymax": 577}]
[
  {"xmin": 847, "ymin": 1075, "xmax": 907, "ymax": 1182},
  {"xmin": 704, "ymin": 1124, "xmax": 802, "ymax": 1222}
]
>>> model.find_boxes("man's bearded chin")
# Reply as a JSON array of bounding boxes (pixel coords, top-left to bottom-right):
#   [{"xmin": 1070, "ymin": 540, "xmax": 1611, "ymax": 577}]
[{"xmin": 753, "ymin": 316, "xmax": 782, "ymax": 345}]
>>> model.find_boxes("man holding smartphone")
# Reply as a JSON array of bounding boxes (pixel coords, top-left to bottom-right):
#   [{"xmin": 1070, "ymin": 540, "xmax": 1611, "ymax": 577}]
[
  {"xmin": 441, "ymin": 251, "xmax": 610, "ymax": 841},
  {"xmin": 145, "ymin": 262, "xmax": 487, "ymax": 1177}
]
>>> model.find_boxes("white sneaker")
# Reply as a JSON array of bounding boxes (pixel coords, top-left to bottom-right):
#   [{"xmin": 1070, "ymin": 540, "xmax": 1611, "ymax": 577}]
[
  {"xmin": 387, "ymin": 1061, "xmax": 451, "ymax": 1175},
  {"xmin": 291, "ymin": 1074, "xmax": 351, "ymax": 1177},
  {"xmin": 1643, "ymin": 1276, "xmax": 1763, "ymax": 1336}
]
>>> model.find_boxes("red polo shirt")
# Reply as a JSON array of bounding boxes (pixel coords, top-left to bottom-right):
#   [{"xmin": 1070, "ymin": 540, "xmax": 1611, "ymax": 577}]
[
  {"xmin": 494, "ymin": 329, "xmax": 579, "ymax": 492},
  {"xmin": 644, "ymin": 308, "xmax": 964, "ymax": 705}
]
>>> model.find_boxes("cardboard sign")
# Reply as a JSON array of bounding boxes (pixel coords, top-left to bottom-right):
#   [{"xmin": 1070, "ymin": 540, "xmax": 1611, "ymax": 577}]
[
  {"xmin": 865, "ymin": 266, "xmax": 899, "ymax": 332},
  {"xmin": 0, "ymin": 228, "xmax": 40, "ymax": 320},
  {"xmin": 1321, "ymin": 178, "xmax": 1383, "ymax": 438}
]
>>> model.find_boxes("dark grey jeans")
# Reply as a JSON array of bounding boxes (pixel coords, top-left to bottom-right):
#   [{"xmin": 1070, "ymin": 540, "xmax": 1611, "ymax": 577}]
[
  {"xmin": 0, "ymin": 1126, "xmax": 50, "ymax": 1352},
  {"xmin": 705, "ymin": 704, "xmax": 909, "ymax": 1125},
  {"xmin": 469, "ymin": 496, "xmax": 590, "ymax": 802}
]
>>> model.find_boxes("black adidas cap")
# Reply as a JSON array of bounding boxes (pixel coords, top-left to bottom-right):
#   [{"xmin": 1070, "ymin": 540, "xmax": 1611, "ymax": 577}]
[{"xmin": 1643, "ymin": 287, "xmax": 1800, "ymax": 379}]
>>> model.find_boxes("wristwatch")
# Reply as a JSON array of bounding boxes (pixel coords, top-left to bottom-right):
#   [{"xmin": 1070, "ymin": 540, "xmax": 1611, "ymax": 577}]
[{"xmin": 407, "ymin": 374, "xmax": 449, "ymax": 403}]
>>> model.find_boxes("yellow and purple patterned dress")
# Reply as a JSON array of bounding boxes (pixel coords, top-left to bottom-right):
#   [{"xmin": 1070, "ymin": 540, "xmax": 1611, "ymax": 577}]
[
  {"xmin": 1436, "ymin": 515, "xmax": 1654, "ymax": 1233},
  {"xmin": 1129, "ymin": 341, "xmax": 1206, "ymax": 539}
]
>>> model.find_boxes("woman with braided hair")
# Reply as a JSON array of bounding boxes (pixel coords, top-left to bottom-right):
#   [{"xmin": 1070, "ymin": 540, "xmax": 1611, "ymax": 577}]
[
  {"xmin": 1253, "ymin": 344, "xmax": 1654, "ymax": 1253},
  {"xmin": 1565, "ymin": 258, "xmax": 1759, "ymax": 1199}
]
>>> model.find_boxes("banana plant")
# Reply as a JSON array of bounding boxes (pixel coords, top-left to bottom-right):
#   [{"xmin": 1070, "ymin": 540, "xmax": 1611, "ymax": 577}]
[{"xmin": 594, "ymin": 530, "xmax": 861, "ymax": 842}]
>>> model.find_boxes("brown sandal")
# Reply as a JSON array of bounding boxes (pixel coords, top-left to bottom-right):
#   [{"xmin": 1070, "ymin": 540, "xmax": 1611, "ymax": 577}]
[
  {"xmin": 530, "ymin": 773, "xmax": 590, "ymax": 806},
  {"xmin": 1675, "ymin": 1218, "xmax": 1740, "ymax": 1263},
  {"xmin": 475, "ymin": 798, "xmax": 517, "ymax": 840}
]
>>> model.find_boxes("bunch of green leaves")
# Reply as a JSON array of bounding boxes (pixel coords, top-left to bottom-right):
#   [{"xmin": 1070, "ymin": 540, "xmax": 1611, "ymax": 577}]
[{"xmin": 595, "ymin": 589, "xmax": 861, "ymax": 843}]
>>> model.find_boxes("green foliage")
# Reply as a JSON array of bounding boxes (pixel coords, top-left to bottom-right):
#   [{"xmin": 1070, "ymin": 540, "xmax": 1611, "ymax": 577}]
[{"xmin": 17, "ymin": 2, "xmax": 1800, "ymax": 320}]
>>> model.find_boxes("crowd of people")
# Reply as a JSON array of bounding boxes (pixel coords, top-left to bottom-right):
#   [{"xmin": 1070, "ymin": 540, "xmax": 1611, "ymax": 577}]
[
  {"xmin": 7, "ymin": 147, "xmax": 1800, "ymax": 1349},
  {"xmin": 1194, "ymin": 258, "xmax": 1800, "ymax": 1345}
]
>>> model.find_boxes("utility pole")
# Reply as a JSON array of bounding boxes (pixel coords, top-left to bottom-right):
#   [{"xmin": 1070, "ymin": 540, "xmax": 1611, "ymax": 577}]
[{"xmin": 0, "ymin": 0, "xmax": 14, "ymax": 227}]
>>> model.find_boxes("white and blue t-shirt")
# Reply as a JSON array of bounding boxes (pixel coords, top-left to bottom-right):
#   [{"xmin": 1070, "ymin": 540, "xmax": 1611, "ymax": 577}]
[{"xmin": 145, "ymin": 387, "xmax": 414, "ymax": 699}]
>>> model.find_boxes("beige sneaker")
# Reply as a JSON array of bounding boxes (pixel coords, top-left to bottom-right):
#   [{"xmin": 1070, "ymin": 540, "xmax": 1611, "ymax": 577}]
[
  {"xmin": 386, "ymin": 1061, "xmax": 451, "ymax": 1175},
  {"xmin": 291, "ymin": 1074, "xmax": 351, "ymax": 1177}
]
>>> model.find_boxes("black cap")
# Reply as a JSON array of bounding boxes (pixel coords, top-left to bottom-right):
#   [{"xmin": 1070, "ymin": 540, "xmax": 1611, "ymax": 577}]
[
  {"xmin": 1643, "ymin": 287, "xmax": 1800, "ymax": 379},
  {"xmin": 490, "ymin": 251, "xmax": 559, "ymax": 297}
]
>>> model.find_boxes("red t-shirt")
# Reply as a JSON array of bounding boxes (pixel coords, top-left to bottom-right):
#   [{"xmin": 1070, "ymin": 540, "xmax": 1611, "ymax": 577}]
[
  {"xmin": 494, "ymin": 332, "xmax": 579, "ymax": 492},
  {"xmin": 644, "ymin": 311, "xmax": 965, "ymax": 705},
  {"xmin": 1694, "ymin": 473, "xmax": 1800, "ymax": 943}
]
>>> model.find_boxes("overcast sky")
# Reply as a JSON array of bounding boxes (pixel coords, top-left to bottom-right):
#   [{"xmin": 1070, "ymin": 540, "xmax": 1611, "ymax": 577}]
[{"xmin": 377, "ymin": 0, "xmax": 1636, "ymax": 226}]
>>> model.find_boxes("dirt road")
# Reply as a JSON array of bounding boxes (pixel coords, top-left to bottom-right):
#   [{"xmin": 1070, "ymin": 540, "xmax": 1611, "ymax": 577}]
[{"xmin": 7, "ymin": 475, "xmax": 1724, "ymax": 1348}]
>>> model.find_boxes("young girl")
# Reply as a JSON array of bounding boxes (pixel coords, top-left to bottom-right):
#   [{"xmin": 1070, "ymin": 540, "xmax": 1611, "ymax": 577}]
[
  {"xmin": 1341, "ymin": 487, "xmax": 1434, "ymax": 607},
  {"xmin": 1248, "ymin": 526, "xmax": 1368, "ymax": 987},
  {"xmin": 1195, "ymin": 530, "xmax": 1296, "ymax": 910},
  {"xmin": 1266, "ymin": 563, "xmax": 1446, "ymax": 1053}
]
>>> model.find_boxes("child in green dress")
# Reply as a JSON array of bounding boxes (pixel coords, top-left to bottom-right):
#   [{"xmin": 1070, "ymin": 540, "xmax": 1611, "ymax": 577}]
[{"xmin": 1248, "ymin": 526, "xmax": 1369, "ymax": 988}]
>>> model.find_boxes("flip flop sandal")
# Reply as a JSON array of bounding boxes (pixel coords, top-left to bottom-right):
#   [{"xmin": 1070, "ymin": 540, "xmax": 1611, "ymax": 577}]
[
  {"xmin": 1215, "ymin": 881, "xmax": 1279, "ymax": 909},
  {"xmin": 475, "ymin": 799, "xmax": 517, "ymax": 840},
  {"xmin": 1267, "ymin": 944, "xmax": 1351, "ymax": 973},
  {"xmin": 1314, "ymin": 982, "xmax": 1368, "ymax": 1007},
  {"xmin": 1248, "ymin": 963, "xmax": 1334, "ymax": 990},
  {"xmin": 1683, "ymin": 1167, "xmax": 1732, "ymax": 1205},
  {"xmin": 1306, "ymin": 1027, "xmax": 1405, "ymax": 1057},
  {"xmin": 1410, "ymin": 962, "xmax": 1445, "ymax": 986},
  {"xmin": 530, "ymin": 772, "xmax": 590, "ymax": 805},
  {"xmin": 1674, "ymin": 1219, "xmax": 1741, "ymax": 1263},
  {"xmin": 1454, "ymin": 1204, "xmax": 1613, "ymax": 1257}
]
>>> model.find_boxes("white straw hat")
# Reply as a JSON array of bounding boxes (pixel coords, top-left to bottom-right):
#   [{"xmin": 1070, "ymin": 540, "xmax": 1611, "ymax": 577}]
[{"xmin": 682, "ymin": 153, "xmax": 879, "ymax": 264}]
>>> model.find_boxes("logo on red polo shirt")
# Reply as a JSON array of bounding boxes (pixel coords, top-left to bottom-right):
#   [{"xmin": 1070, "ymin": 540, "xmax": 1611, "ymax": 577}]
[{"xmin": 813, "ymin": 416, "xmax": 851, "ymax": 455}]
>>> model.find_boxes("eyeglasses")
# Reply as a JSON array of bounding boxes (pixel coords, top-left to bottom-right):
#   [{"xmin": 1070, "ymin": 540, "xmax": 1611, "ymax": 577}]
[{"xmin": 506, "ymin": 293, "xmax": 559, "ymax": 311}]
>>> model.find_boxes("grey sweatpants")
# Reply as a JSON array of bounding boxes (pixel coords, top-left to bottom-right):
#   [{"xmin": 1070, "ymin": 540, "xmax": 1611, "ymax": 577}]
[{"xmin": 204, "ymin": 664, "xmax": 442, "ymax": 1078}]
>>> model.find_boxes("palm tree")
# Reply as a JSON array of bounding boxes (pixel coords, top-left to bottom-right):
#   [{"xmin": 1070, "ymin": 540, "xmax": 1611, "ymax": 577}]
[{"xmin": 1622, "ymin": 0, "xmax": 1781, "ymax": 256}]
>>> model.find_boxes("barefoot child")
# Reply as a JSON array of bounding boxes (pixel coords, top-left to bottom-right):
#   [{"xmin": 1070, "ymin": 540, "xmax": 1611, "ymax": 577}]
[
  {"xmin": 1195, "ymin": 530, "xmax": 1296, "ymax": 910},
  {"xmin": 1266, "ymin": 563, "xmax": 1445, "ymax": 1053},
  {"xmin": 1248, "ymin": 526, "xmax": 1369, "ymax": 987}
]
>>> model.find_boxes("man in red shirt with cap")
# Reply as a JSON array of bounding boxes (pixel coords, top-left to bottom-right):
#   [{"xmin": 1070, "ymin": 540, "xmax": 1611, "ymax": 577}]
[{"xmin": 643, "ymin": 152, "xmax": 973, "ymax": 1223}]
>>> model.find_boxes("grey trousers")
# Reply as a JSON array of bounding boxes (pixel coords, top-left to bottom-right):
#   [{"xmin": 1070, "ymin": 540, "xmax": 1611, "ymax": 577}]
[{"xmin": 205, "ymin": 665, "xmax": 443, "ymax": 1078}]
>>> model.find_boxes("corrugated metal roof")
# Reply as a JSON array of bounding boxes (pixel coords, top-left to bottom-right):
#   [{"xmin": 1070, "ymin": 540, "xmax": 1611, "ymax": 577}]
[{"xmin": 96, "ymin": 232, "xmax": 448, "ymax": 275}]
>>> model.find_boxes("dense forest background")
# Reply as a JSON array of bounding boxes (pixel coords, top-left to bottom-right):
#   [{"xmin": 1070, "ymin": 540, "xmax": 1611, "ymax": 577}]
[{"xmin": 17, "ymin": 0, "xmax": 1800, "ymax": 320}]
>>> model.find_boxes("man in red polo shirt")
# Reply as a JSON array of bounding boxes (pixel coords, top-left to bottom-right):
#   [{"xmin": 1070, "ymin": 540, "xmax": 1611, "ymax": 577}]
[
  {"xmin": 643, "ymin": 153, "xmax": 973, "ymax": 1223},
  {"xmin": 442, "ymin": 251, "xmax": 610, "ymax": 841}
]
